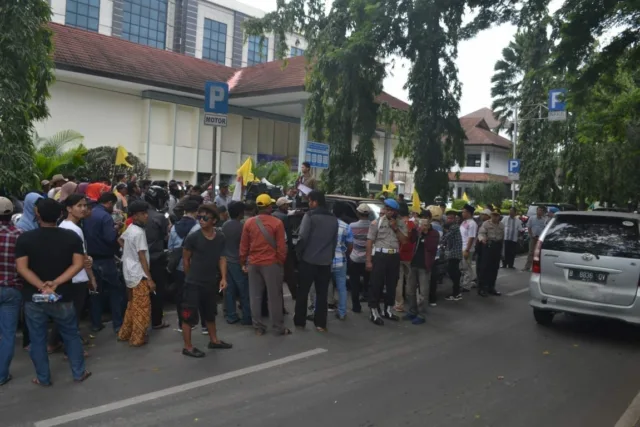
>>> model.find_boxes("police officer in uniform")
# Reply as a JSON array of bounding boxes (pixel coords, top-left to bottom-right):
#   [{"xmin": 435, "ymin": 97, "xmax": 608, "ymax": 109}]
[
  {"xmin": 365, "ymin": 199, "xmax": 408, "ymax": 325},
  {"xmin": 477, "ymin": 209, "xmax": 505, "ymax": 297}
]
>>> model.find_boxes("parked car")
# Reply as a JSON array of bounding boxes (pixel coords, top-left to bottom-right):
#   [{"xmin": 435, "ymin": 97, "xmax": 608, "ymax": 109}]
[{"xmin": 529, "ymin": 211, "xmax": 640, "ymax": 326}]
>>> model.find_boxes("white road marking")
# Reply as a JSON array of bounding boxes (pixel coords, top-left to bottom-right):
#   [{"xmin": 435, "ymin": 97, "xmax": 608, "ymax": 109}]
[
  {"xmin": 615, "ymin": 388, "xmax": 640, "ymax": 427},
  {"xmin": 506, "ymin": 288, "xmax": 530, "ymax": 297},
  {"xmin": 34, "ymin": 348, "xmax": 328, "ymax": 427}
]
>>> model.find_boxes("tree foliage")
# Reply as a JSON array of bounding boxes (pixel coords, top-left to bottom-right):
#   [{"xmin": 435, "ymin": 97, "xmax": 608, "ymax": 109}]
[
  {"xmin": 33, "ymin": 130, "xmax": 88, "ymax": 183},
  {"xmin": 253, "ymin": 161, "xmax": 298, "ymax": 189},
  {"xmin": 468, "ymin": 182, "xmax": 508, "ymax": 207},
  {"xmin": 244, "ymin": 0, "xmax": 472, "ymax": 200},
  {"xmin": 74, "ymin": 146, "xmax": 150, "ymax": 182},
  {"xmin": 0, "ymin": 0, "xmax": 54, "ymax": 195}
]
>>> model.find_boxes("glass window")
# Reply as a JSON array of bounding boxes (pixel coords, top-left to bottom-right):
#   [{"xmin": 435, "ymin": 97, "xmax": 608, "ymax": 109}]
[
  {"xmin": 66, "ymin": 0, "xmax": 100, "ymax": 32},
  {"xmin": 248, "ymin": 35, "xmax": 268, "ymax": 65},
  {"xmin": 543, "ymin": 215, "xmax": 640, "ymax": 259},
  {"xmin": 290, "ymin": 46, "xmax": 305, "ymax": 57},
  {"xmin": 466, "ymin": 154, "xmax": 481, "ymax": 167},
  {"xmin": 122, "ymin": 0, "xmax": 167, "ymax": 49},
  {"xmin": 485, "ymin": 153, "xmax": 490, "ymax": 168},
  {"xmin": 202, "ymin": 19, "xmax": 227, "ymax": 65}
]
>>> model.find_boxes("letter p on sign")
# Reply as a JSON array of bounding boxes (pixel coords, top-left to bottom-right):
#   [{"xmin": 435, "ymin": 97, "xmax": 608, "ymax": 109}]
[{"xmin": 204, "ymin": 81, "xmax": 229, "ymax": 115}]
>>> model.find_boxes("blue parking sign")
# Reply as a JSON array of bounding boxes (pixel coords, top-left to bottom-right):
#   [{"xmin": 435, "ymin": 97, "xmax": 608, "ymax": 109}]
[{"xmin": 204, "ymin": 81, "xmax": 229, "ymax": 114}]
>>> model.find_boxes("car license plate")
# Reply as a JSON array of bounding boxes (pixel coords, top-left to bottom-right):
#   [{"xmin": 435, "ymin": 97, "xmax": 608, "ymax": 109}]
[{"xmin": 568, "ymin": 269, "xmax": 608, "ymax": 284}]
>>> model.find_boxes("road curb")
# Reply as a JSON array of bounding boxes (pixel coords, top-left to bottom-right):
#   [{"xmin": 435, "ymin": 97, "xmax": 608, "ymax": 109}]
[{"xmin": 615, "ymin": 390, "xmax": 640, "ymax": 427}]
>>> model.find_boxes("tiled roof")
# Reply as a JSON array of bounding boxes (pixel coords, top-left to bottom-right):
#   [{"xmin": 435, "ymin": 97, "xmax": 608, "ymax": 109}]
[
  {"xmin": 462, "ymin": 107, "xmax": 502, "ymax": 130},
  {"xmin": 51, "ymin": 23, "xmax": 236, "ymax": 95},
  {"xmin": 50, "ymin": 23, "xmax": 409, "ymax": 110},
  {"xmin": 448, "ymin": 172, "xmax": 511, "ymax": 183},
  {"xmin": 459, "ymin": 117, "xmax": 511, "ymax": 149}
]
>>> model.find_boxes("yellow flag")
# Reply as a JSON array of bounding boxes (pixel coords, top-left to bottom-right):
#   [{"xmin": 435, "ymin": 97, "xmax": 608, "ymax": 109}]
[
  {"xmin": 386, "ymin": 181, "xmax": 397, "ymax": 193},
  {"xmin": 462, "ymin": 192, "xmax": 470, "ymax": 202},
  {"xmin": 236, "ymin": 157, "xmax": 255, "ymax": 186},
  {"xmin": 115, "ymin": 146, "xmax": 132, "ymax": 167},
  {"xmin": 411, "ymin": 189, "xmax": 421, "ymax": 213}
]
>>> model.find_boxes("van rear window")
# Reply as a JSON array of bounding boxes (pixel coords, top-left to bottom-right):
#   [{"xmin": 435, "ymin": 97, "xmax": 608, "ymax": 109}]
[{"xmin": 543, "ymin": 215, "xmax": 640, "ymax": 259}]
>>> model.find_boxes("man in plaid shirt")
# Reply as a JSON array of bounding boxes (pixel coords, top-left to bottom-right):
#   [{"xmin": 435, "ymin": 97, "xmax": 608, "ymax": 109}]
[{"xmin": 0, "ymin": 197, "xmax": 21, "ymax": 386}]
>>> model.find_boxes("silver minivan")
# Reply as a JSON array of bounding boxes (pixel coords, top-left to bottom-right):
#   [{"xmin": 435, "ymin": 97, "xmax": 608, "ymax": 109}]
[{"xmin": 529, "ymin": 211, "xmax": 640, "ymax": 325}]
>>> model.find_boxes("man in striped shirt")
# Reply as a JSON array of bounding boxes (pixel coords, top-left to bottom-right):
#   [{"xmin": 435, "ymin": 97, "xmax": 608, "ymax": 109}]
[
  {"xmin": 332, "ymin": 213, "xmax": 353, "ymax": 320},
  {"xmin": 347, "ymin": 204, "xmax": 372, "ymax": 313}
]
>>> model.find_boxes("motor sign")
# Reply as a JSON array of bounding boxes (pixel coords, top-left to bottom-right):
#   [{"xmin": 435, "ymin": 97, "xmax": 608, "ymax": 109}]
[{"xmin": 204, "ymin": 81, "xmax": 229, "ymax": 126}]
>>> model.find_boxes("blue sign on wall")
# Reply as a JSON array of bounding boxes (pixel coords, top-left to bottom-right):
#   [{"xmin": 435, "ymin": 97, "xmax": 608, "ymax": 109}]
[
  {"xmin": 305, "ymin": 142, "xmax": 329, "ymax": 169},
  {"xmin": 204, "ymin": 81, "xmax": 229, "ymax": 114}
]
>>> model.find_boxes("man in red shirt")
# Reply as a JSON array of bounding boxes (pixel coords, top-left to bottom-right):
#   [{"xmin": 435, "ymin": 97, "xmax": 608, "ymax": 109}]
[
  {"xmin": 240, "ymin": 194, "xmax": 289, "ymax": 336},
  {"xmin": 395, "ymin": 203, "xmax": 416, "ymax": 312}
]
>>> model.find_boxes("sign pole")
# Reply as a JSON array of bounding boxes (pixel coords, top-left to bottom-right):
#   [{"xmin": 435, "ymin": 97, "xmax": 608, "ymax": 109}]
[{"xmin": 512, "ymin": 106, "xmax": 518, "ymax": 206}]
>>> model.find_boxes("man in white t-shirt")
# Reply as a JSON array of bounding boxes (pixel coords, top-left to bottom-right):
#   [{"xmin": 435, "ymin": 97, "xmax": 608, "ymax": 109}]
[
  {"xmin": 48, "ymin": 194, "xmax": 98, "ymax": 354},
  {"xmin": 117, "ymin": 201, "xmax": 155, "ymax": 347},
  {"xmin": 459, "ymin": 204, "xmax": 478, "ymax": 290}
]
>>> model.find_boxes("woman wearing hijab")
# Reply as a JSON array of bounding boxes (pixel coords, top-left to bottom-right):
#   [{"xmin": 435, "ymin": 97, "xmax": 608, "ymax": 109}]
[
  {"xmin": 16, "ymin": 192, "xmax": 44, "ymax": 232},
  {"xmin": 57, "ymin": 181, "xmax": 78, "ymax": 202},
  {"xmin": 76, "ymin": 182, "xmax": 89, "ymax": 196}
]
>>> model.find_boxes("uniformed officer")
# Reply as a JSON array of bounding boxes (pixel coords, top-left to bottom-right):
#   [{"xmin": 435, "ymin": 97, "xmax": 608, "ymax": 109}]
[
  {"xmin": 365, "ymin": 199, "xmax": 408, "ymax": 325},
  {"xmin": 477, "ymin": 209, "xmax": 505, "ymax": 297}
]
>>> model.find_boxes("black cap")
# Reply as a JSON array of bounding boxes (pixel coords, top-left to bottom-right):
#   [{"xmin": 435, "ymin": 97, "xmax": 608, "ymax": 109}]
[
  {"xmin": 128, "ymin": 200, "xmax": 149, "ymax": 215},
  {"xmin": 463, "ymin": 204, "xmax": 475, "ymax": 215}
]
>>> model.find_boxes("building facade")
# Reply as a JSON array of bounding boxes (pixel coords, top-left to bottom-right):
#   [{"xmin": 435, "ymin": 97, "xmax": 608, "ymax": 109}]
[{"xmin": 50, "ymin": 0, "xmax": 306, "ymax": 66}]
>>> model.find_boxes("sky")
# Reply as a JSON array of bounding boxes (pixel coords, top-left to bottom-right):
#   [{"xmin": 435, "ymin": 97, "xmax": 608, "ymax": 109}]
[{"xmin": 236, "ymin": 0, "xmax": 518, "ymax": 116}]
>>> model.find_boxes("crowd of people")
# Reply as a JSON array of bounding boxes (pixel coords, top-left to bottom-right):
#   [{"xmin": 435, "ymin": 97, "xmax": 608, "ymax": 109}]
[{"xmin": 0, "ymin": 166, "xmax": 535, "ymax": 387}]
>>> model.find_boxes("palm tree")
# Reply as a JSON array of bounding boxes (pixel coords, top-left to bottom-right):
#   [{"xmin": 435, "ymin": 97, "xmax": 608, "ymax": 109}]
[
  {"xmin": 490, "ymin": 32, "xmax": 526, "ymax": 134},
  {"xmin": 33, "ymin": 130, "xmax": 87, "ymax": 182}
]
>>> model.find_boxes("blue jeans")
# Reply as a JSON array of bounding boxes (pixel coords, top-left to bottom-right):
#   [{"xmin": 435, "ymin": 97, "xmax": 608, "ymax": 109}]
[
  {"xmin": 25, "ymin": 301, "xmax": 86, "ymax": 384},
  {"xmin": 0, "ymin": 287, "xmax": 22, "ymax": 383},
  {"xmin": 225, "ymin": 262, "xmax": 251, "ymax": 324},
  {"xmin": 91, "ymin": 258, "xmax": 126, "ymax": 332},
  {"xmin": 332, "ymin": 264, "xmax": 348, "ymax": 317}
]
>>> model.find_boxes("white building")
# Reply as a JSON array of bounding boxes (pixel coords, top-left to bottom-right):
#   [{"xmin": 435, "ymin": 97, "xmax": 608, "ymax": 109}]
[
  {"xmin": 37, "ymin": 23, "xmax": 410, "ymax": 188},
  {"xmin": 448, "ymin": 116, "xmax": 513, "ymax": 199}
]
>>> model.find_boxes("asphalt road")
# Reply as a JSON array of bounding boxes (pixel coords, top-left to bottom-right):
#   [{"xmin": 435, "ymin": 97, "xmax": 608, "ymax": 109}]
[{"xmin": 3, "ymin": 256, "xmax": 640, "ymax": 427}]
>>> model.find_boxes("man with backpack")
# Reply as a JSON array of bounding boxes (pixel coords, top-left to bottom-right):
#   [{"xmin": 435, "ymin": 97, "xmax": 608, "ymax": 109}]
[
  {"xmin": 239, "ymin": 194, "xmax": 289, "ymax": 336},
  {"xmin": 167, "ymin": 200, "xmax": 206, "ymax": 333}
]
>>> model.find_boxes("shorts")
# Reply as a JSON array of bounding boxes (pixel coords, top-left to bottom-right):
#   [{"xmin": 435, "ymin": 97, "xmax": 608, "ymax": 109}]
[{"xmin": 180, "ymin": 282, "xmax": 218, "ymax": 327}]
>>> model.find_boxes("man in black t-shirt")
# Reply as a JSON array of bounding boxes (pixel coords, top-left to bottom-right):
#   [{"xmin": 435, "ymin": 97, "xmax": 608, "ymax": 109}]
[
  {"xmin": 15, "ymin": 198, "xmax": 91, "ymax": 385},
  {"xmin": 181, "ymin": 205, "xmax": 232, "ymax": 358}
]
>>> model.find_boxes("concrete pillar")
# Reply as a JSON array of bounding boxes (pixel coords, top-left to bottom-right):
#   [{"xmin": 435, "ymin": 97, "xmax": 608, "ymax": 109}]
[
  {"xmin": 382, "ymin": 128, "xmax": 391, "ymax": 183},
  {"xmin": 297, "ymin": 102, "xmax": 308, "ymax": 172}
]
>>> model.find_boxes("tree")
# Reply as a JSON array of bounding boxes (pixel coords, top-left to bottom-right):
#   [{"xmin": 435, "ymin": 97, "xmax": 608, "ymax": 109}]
[
  {"xmin": 244, "ymin": 0, "xmax": 392, "ymax": 196},
  {"xmin": 33, "ymin": 130, "xmax": 88, "ymax": 183},
  {"xmin": 490, "ymin": 14, "xmax": 564, "ymax": 203},
  {"xmin": 244, "ymin": 0, "xmax": 471, "ymax": 200},
  {"xmin": 253, "ymin": 161, "xmax": 298, "ymax": 189},
  {"xmin": 75, "ymin": 146, "xmax": 150, "ymax": 182},
  {"xmin": 553, "ymin": 0, "xmax": 640, "ymax": 97},
  {"xmin": 468, "ymin": 181, "xmax": 507, "ymax": 207},
  {"xmin": 0, "ymin": 0, "xmax": 54, "ymax": 195}
]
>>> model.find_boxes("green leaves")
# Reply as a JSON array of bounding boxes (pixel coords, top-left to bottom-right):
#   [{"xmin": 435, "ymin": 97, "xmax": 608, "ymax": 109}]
[{"xmin": 0, "ymin": 0, "xmax": 54, "ymax": 195}]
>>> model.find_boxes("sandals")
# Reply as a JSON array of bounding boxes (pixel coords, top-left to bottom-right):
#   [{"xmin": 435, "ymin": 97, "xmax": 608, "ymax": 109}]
[
  {"xmin": 47, "ymin": 343, "xmax": 63, "ymax": 355},
  {"xmin": 255, "ymin": 328, "xmax": 266, "ymax": 336},
  {"xmin": 315, "ymin": 327, "xmax": 328, "ymax": 333},
  {"xmin": 152, "ymin": 322, "xmax": 171, "ymax": 330},
  {"xmin": 207, "ymin": 341, "xmax": 232, "ymax": 349},
  {"xmin": 182, "ymin": 347, "xmax": 206, "ymax": 358},
  {"xmin": 280, "ymin": 328, "xmax": 292, "ymax": 336},
  {"xmin": 74, "ymin": 371, "xmax": 92, "ymax": 383}
]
